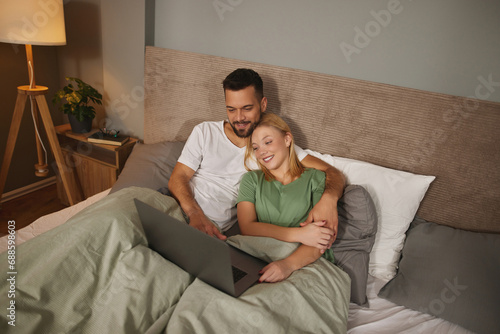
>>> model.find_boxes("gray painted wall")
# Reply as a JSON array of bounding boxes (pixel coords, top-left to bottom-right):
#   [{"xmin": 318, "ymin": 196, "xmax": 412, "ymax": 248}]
[
  {"xmin": 155, "ymin": 0, "xmax": 500, "ymax": 103},
  {"xmin": 100, "ymin": 0, "xmax": 147, "ymax": 140}
]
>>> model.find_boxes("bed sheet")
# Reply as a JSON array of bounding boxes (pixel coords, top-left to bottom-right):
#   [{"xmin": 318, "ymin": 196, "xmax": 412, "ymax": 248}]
[
  {"xmin": 0, "ymin": 189, "xmax": 110, "ymax": 254},
  {"xmin": 347, "ymin": 275, "xmax": 474, "ymax": 334}
]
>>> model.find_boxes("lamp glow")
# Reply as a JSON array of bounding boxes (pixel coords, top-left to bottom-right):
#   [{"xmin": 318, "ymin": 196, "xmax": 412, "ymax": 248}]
[{"xmin": 0, "ymin": 0, "xmax": 66, "ymax": 46}]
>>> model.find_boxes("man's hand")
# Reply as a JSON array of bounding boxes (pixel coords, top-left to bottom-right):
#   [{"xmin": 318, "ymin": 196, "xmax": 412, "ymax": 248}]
[
  {"xmin": 188, "ymin": 211, "xmax": 226, "ymax": 240},
  {"xmin": 169, "ymin": 162, "xmax": 226, "ymax": 240},
  {"xmin": 298, "ymin": 221, "xmax": 332, "ymax": 251},
  {"xmin": 301, "ymin": 194, "xmax": 339, "ymax": 249},
  {"xmin": 299, "ymin": 156, "xmax": 345, "ymax": 249}
]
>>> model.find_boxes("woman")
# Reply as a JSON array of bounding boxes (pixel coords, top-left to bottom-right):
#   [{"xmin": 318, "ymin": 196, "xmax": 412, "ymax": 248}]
[{"xmin": 237, "ymin": 113, "xmax": 335, "ymax": 283}]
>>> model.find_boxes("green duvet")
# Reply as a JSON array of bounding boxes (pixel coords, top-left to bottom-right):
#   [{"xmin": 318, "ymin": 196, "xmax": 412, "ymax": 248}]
[{"xmin": 0, "ymin": 187, "xmax": 350, "ymax": 334}]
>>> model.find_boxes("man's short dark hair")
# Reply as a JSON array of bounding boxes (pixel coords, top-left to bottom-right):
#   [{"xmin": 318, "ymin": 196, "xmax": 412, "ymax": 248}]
[{"xmin": 222, "ymin": 68, "xmax": 264, "ymax": 100}]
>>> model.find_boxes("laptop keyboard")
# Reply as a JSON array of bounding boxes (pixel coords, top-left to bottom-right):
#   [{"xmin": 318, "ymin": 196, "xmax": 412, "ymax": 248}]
[{"xmin": 232, "ymin": 266, "xmax": 248, "ymax": 283}]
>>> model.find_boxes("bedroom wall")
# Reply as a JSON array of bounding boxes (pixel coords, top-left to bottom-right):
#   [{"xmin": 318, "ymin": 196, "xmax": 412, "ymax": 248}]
[
  {"xmin": 100, "ymin": 0, "xmax": 153, "ymax": 140},
  {"xmin": 154, "ymin": 0, "xmax": 500, "ymax": 105},
  {"xmin": 57, "ymin": 0, "xmax": 104, "ymax": 127}
]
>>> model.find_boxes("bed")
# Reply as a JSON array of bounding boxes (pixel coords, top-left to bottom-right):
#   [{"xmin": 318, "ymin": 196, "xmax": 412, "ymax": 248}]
[{"xmin": 1, "ymin": 46, "xmax": 499, "ymax": 334}]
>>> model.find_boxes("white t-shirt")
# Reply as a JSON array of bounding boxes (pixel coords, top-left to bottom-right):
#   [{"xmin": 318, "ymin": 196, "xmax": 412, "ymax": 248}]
[{"xmin": 177, "ymin": 121, "xmax": 307, "ymax": 231}]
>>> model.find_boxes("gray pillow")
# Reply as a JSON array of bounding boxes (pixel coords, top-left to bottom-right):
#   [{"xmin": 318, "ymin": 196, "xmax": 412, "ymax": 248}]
[
  {"xmin": 331, "ymin": 185, "xmax": 377, "ymax": 306},
  {"xmin": 378, "ymin": 218, "xmax": 500, "ymax": 334},
  {"xmin": 109, "ymin": 141, "xmax": 185, "ymax": 194}
]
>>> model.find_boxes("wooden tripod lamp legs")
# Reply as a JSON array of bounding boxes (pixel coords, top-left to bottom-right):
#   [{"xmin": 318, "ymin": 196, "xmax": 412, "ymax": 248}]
[
  {"xmin": 0, "ymin": 86, "xmax": 82, "ymax": 206},
  {"xmin": 0, "ymin": 92, "xmax": 27, "ymax": 202}
]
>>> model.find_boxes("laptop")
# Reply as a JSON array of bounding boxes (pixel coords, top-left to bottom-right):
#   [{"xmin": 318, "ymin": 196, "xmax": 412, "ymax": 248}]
[{"xmin": 134, "ymin": 199, "xmax": 267, "ymax": 297}]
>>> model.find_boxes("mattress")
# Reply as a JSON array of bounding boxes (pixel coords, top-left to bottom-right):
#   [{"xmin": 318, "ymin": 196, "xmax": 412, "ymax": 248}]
[{"xmin": 347, "ymin": 275, "xmax": 473, "ymax": 333}]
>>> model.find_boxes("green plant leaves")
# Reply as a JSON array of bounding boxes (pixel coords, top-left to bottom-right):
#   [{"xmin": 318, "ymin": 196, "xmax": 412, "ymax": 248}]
[{"xmin": 52, "ymin": 77, "xmax": 103, "ymax": 120}]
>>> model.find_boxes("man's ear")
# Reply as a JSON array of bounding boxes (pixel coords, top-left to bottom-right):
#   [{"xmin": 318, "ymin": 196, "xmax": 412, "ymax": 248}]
[{"xmin": 260, "ymin": 96, "xmax": 268, "ymax": 112}]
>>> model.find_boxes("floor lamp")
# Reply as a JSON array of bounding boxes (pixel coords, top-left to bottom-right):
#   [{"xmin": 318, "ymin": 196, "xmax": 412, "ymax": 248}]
[{"xmin": 0, "ymin": 1, "xmax": 82, "ymax": 206}]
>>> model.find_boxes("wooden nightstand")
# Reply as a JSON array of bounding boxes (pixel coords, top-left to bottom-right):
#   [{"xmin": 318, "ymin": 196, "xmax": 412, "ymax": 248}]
[{"xmin": 55, "ymin": 124, "xmax": 138, "ymax": 205}]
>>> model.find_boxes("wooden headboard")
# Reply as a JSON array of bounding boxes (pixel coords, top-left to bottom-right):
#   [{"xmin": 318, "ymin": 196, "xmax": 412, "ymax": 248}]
[{"xmin": 144, "ymin": 46, "xmax": 500, "ymax": 233}]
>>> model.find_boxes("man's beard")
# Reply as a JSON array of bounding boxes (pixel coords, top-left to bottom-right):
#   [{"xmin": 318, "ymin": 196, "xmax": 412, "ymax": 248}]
[{"xmin": 230, "ymin": 121, "xmax": 257, "ymax": 138}]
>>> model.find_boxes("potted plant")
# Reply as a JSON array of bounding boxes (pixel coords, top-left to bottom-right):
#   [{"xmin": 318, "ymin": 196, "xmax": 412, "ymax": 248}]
[{"xmin": 52, "ymin": 77, "xmax": 103, "ymax": 133}]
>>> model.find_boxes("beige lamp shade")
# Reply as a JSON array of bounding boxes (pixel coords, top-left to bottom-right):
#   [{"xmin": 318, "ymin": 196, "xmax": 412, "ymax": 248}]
[{"xmin": 0, "ymin": 0, "xmax": 66, "ymax": 46}]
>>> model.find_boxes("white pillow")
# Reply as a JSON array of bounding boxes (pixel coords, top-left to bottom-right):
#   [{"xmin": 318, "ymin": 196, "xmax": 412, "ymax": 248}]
[{"xmin": 304, "ymin": 149, "xmax": 435, "ymax": 280}]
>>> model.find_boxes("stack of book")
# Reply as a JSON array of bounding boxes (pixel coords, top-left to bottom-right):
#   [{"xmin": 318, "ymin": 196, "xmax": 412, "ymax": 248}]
[{"xmin": 88, "ymin": 132, "xmax": 129, "ymax": 146}]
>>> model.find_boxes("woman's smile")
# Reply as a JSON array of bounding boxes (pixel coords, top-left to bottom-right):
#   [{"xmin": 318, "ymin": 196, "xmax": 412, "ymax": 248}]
[{"xmin": 263, "ymin": 155, "xmax": 274, "ymax": 163}]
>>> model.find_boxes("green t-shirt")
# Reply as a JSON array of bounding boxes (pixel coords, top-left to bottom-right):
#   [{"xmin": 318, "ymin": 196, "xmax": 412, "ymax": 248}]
[{"xmin": 237, "ymin": 168, "xmax": 334, "ymax": 263}]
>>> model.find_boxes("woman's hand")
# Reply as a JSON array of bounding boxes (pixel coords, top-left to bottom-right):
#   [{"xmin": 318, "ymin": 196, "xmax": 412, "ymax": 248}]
[
  {"xmin": 259, "ymin": 245, "xmax": 323, "ymax": 283},
  {"xmin": 298, "ymin": 220, "xmax": 332, "ymax": 251},
  {"xmin": 259, "ymin": 260, "xmax": 294, "ymax": 283}
]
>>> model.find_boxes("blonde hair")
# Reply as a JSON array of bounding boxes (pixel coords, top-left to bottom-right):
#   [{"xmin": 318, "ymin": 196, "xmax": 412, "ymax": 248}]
[{"xmin": 244, "ymin": 113, "xmax": 305, "ymax": 181}]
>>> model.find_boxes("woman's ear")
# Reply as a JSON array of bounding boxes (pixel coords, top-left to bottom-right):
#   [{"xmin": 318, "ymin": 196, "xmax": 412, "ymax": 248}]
[{"xmin": 285, "ymin": 132, "xmax": 292, "ymax": 148}]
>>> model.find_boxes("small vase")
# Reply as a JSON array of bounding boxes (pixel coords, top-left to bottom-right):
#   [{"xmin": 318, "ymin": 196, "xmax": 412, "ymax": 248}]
[{"xmin": 68, "ymin": 114, "xmax": 93, "ymax": 133}]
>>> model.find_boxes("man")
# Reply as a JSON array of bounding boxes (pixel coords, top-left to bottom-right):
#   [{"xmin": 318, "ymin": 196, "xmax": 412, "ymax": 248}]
[{"xmin": 168, "ymin": 69, "xmax": 345, "ymax": 245}]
